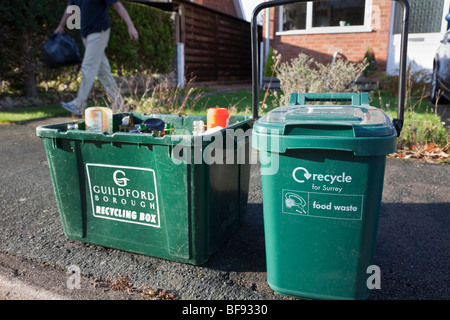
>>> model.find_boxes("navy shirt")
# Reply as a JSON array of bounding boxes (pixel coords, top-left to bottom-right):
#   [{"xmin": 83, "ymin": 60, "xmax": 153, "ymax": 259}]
[{"xmin": 69, "ymin": 0, "xmax": 118, "ymax": 38}]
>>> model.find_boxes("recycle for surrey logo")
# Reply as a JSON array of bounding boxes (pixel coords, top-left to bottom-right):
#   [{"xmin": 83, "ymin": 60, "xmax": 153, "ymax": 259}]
[{"xmin": 292, "ymin": 167, "xmax": 353, "ymax": 185}]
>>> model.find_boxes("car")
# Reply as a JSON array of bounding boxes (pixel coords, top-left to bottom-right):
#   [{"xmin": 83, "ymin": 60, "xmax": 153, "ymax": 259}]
[{"xmin": 430, "ymin": 14, "xmax": 450, "ymax": 104}]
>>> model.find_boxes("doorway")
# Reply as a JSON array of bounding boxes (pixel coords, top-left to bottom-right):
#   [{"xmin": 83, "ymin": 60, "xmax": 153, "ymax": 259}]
[{"xmin": 386, "ymin": 0, "xmax": 450, "ymax": 75}]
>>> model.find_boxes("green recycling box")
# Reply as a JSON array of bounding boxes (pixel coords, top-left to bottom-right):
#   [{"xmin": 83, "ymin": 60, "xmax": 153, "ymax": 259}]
[
  {"xmin": 37, "ymin": 113, "xmax": 252, "ymax": 265},
  {"xmin": 252, "ymin": 92, "xmax": 397, "ymax": 300}
]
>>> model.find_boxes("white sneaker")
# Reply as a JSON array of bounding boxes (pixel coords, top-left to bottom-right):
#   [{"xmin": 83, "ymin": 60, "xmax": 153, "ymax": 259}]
[{"xmin": 60, "ymin": 102, "xmax": 83, "ymax": 116}]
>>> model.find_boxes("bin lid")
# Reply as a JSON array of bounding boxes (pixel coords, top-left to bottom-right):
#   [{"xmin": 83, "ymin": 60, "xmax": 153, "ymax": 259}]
[
  {"xmin": 256, "ymin": 104, "xmax": 395, "ymax": 136},
  {"xmin": 252, "ymin": 101, "xmax": 397, "ymax": 156}
]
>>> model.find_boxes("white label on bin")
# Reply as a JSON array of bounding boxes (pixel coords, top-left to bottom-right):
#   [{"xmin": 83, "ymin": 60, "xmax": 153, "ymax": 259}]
[
  {"xmin": 282, "ymin": 189, "xmax": 363, "ymax": 220},
  {"xmin": 292, "ymin": 167, "xmax": 353, "ymax": 186},
  {"xmin": 86, "ymin": 164, "xmax": 160, "ymax": 228}
]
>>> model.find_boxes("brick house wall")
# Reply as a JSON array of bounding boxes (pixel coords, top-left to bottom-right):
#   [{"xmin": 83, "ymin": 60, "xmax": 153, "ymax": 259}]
[
  {"xmin": 266, "ymin": 0, "xmax": 392, "ymax": 70},
  {"xmin": 192, "ymin": 0, "xmax": 239, "ymax": 17}
]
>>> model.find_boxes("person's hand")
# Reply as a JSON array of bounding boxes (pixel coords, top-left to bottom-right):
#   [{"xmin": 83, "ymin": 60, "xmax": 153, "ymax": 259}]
[
  {"xmin": 128, "ymin": 25, "xmax": 139, "ymax": 41},
  {"xmin": 54, "ymin": 25, "xmax": 65, "ymax": 34}
]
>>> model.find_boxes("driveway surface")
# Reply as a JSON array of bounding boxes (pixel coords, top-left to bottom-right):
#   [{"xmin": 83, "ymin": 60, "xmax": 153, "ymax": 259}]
[{"xmin": 0, "ymin": 116, "xmax": 449, "ymax": 301}]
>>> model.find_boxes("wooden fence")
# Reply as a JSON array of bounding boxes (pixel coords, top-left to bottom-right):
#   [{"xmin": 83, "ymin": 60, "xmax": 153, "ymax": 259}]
[
  {"xmin": 134, "ymin": 0, "xmax": 262, "ymax": 83},
  {"xmin": 182, "ymin": 2, "xmax": 260, "ymax": 83}
]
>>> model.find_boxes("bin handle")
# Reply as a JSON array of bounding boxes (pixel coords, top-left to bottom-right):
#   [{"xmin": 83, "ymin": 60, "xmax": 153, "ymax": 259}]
[
  {"xmin": 289, "ymin": 92, "xmax": 370, "ymax": 106},
  {"xmin": 251, "ymin": 0, "xmax": 410, "ymax": 136}
]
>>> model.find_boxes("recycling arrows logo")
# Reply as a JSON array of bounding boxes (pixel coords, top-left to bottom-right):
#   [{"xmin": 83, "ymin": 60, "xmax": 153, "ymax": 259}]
[
  {"xmin": 292, "ymin": 167, "xmax": 353, "ymax": 185},
  {"xmin": 292, "ymin": 167, "xmax": 311, "ymax": 183}
]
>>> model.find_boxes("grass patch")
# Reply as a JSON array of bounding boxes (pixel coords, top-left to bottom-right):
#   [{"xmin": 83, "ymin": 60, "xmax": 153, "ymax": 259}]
[
  {"xmin": 1, "ymin": 89, "xmax": 446, "ymax": 156},
  {"xmin": 0, "ymin": 89, "xmax": 264, "ymax": 124},
  {"xmin": 393, "ymin": 111, "xmax": 448, "ymax": 149},
  {"xmin": 371, "ymin": 92, "xmax": 448, "ymax": 149},
  {"xmin": 187, "ymin": 90, "xmax": 277, "ymax": 115},
  {"xmin": 0, "ymin": 104, "xmax": 70, "ymax": 123}
]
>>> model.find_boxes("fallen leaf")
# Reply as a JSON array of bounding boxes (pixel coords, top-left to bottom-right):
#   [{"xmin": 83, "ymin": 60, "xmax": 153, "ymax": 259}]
[{"xmin": 424, "ymin": 142, "xmax": 436, "ymax": 152}]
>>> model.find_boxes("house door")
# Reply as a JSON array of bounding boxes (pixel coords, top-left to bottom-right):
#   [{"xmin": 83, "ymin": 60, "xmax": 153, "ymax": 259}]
[{"xmin": 387, "ymin": 0, "xmax": 450, "ymax": 75}]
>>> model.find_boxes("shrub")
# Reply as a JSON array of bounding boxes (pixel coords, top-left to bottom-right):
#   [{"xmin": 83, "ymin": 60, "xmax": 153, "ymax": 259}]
[
  {"xmin": 274, "ymin": 52, "xmax": 368, "ymax": 105},
  {"xmin": 0, "ymin": 1, "xmax": 175, "ymax": 98},
  {"xmin": 0, "ymin": 0, "xmax": 67, "ymax": 97},
  {"xmin": 264, "ymin": 47, "xmax": 276, "ymax": 77},
  {"xmin": 118, "ymin": 73, "xmax": 203, "ymax": 115},
  {"xmin": 363, "ymin": 46, "xmax": 377, "ymax": 77}
]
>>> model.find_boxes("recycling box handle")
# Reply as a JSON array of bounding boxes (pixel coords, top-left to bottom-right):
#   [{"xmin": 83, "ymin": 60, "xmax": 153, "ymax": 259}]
[{"xmin": 251, "ymin": 0, "xmax": 410, "ymax": 136}]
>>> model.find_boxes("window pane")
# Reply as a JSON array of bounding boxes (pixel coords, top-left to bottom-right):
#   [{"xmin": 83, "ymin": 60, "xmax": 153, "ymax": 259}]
[
  {"xmin": 312, "ymin": 0, "xmax": 366, "ymax": 27},
  {"xmin": 283, "ymin": 3, "xmax": 307, "ymax": 31},
  {"xmin": 393, "ymin": 0, "xmax": 446, "ymax": 34}
]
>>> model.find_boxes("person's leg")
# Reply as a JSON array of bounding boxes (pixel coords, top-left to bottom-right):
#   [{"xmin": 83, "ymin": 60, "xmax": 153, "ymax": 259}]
[
  {"xmin": 63, "ymin": 30, "xmax": 110, "ymax": 114},
  {"xmin": 97, "ymin": 32, "xmax": 123, "ymax": 112}
]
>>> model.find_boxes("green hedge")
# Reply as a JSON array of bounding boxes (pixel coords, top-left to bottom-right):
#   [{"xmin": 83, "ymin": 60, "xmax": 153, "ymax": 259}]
[
  {"xmin": 0, "ymin": 0, "xmax": 68, "ymax": 96},
  {"xmin": 108, "ymin": 1, "xmax": 175, "ymax": 75},
  {"xmin": 0, "ymin": 1, "xmax": 175, "ymax": 97}
]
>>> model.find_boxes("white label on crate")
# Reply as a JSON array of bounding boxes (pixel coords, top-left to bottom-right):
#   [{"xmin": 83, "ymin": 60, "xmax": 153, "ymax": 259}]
[
  {"xmin": 86, "ymin": 164, "xmax": 161, "ymax": 228},
  {"xmin": 282, "ymin": 189, "xmax": 363, "ymax": 221}
]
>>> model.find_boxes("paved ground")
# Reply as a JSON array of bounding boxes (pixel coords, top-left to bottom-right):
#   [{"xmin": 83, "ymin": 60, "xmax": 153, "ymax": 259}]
[{"xmin": 0, "ymin": 114, "xmax": 449, "ymax": 302}]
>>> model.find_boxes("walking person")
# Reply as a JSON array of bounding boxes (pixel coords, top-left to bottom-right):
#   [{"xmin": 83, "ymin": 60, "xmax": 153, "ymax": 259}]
[{"xmin": 55, "ymin": 0, "xmax": 138, "ymax": 115}]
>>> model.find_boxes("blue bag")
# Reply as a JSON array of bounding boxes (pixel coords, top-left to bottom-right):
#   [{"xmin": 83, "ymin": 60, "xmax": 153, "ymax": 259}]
[{"xmin": 43, "ymin": 33, "xmax": 82, "ymax": 68}]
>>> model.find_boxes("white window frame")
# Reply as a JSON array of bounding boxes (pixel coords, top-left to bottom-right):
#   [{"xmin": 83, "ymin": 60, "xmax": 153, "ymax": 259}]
[{"xmin": 277, "ymin": 0, "xmax": 373, "ymax": 35}]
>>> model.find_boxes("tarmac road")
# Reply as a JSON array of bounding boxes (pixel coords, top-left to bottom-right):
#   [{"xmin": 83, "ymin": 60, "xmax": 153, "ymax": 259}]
[{"xmin": 0, "ymin": 116, "xmax": 449, "ymax": 301}]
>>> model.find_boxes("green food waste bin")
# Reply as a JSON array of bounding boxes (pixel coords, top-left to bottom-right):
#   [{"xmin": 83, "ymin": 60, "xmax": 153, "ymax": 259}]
[
  {"xmin": 36, "ymin": 113, "xmax": 252, "ymax": 265},
  {"xmin": 252, "ymin": 92, "xmax": 397, "ymax": 299},
  {"xmin": 250, "ymin": 0, "xmax": 409, "ymax": 300}
]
